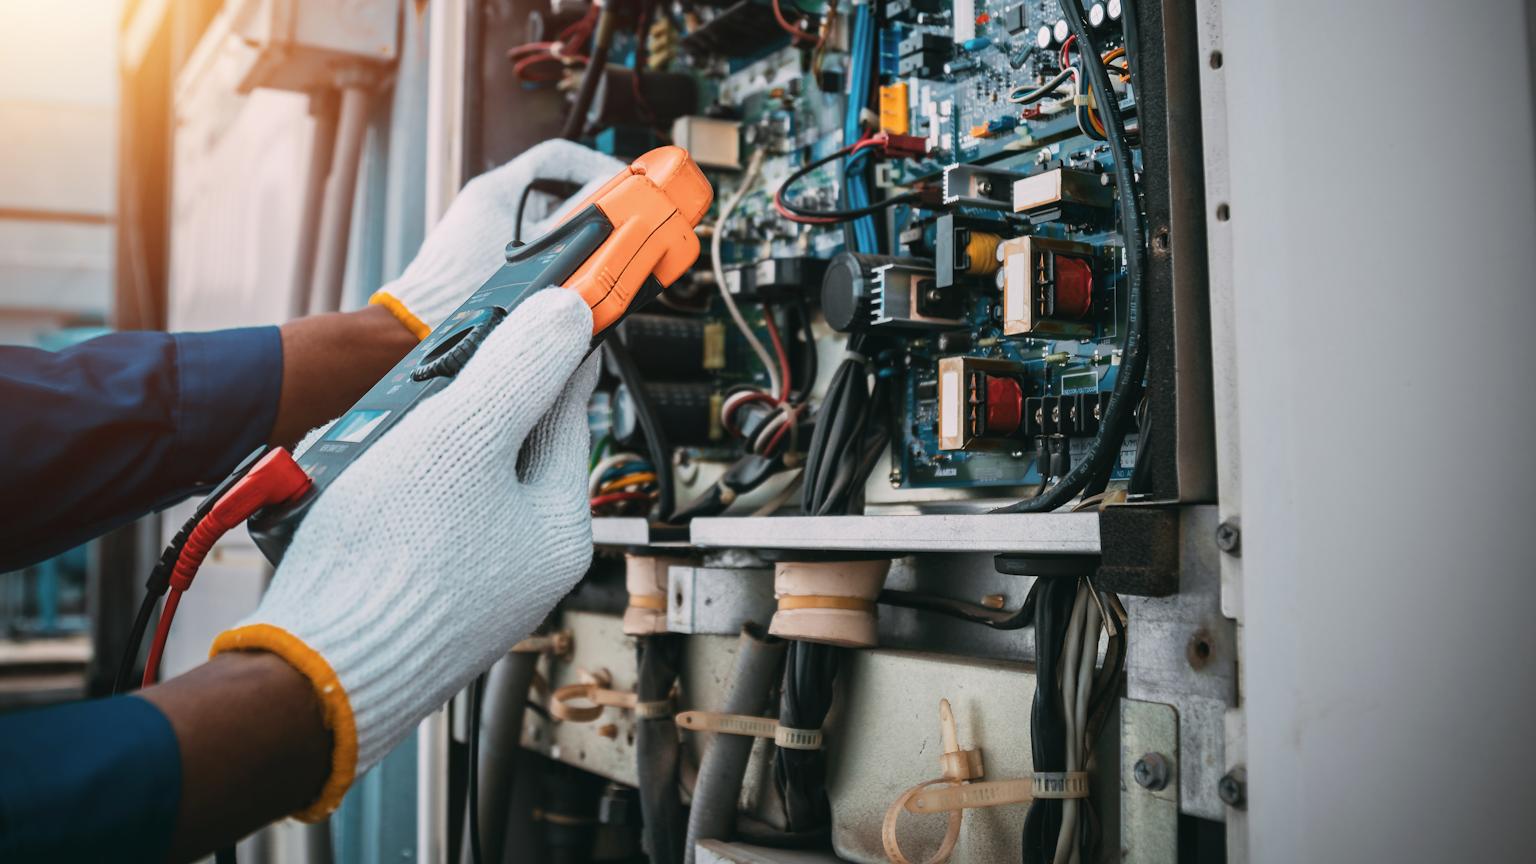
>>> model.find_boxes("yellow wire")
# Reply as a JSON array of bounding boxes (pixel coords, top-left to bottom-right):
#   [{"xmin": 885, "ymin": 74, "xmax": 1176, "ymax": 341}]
[{"xmin": 597, "ymin": 472, "xmax": 657, "ymax": 495}]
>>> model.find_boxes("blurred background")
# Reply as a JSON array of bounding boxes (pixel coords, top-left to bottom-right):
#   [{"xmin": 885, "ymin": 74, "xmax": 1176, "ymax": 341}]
[{"xmin": 0, "ymin": 0, "xmax": 120, "ymax": 704}]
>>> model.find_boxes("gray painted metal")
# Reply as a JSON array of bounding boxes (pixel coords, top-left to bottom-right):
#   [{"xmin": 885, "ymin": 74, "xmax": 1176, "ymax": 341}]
[
  {"xmin": 1120, "ymin": 699, "xmax": 1179, "ymax": 863},
  {"xmin": 689, "ymin": 513, "xmax": 1100, "ymax": 554},
  {"xmin": 666, "ymin": 565, "xmax": 777, "ymax": 635},
  {"xmin": 593, "ymin": 517, "xmax": 653, "ymax": 547},
  {"xmin": 1216, "ymin": 2, "xmax": 1536, "ymax": 860},
  {"xmin": 1122, "ymin": 506, "xmax": 1234, "ymax": 821},
  {"xmin": 827, "ymin": 650, "xmax": 1037, "ymax": 864}
]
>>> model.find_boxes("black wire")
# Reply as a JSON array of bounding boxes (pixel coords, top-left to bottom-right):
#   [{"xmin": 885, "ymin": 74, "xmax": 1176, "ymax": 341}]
[
  {"xmin": 774, "ymin": 641, "xmax": 840, "ymax": 833},
  {"xmin": 468, "ymin": 673, "xmax": 485, "ymax": 864},
  {"xmin": 513, "ymin": 183, "xmax": 537, "ymax": 246},
  {"xmin": 799, "ymin": 356, "xmax": 855, "ymax": 515},
  {"xmin": 776, "ymin": 144, "xmax": 917, "ymax": 222},
  {"xmin": 789, "ymin": 300, "xmax": 819, "ymax": 405},
  {"xmin": 1009, "ymin": 67, "xmax": 1074, "ymax": 104},
  {"xmin": 993, "ymin": 0, "xmax": 1148, "ymax": 515},
  {"xmin": 1020, "ymin": 575, "xmax": 1079, "ymax": 863},
  {"xmin": 605, "ymin": 339, "xmax": 675, "ymax": 521},
  {"xmin": 878, "ymin": 580, "xmax": 1040, "ymax": 630},
  {"xmin": 560, "ymin": 8, "xmax": 616, "ymax": 140},
  {"xmin": 111, "ymin": 592, "xmax": 159, "ymax": 695}
]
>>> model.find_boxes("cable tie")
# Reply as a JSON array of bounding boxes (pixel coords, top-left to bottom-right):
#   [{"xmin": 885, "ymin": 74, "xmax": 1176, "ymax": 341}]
[
  {"xmin": 673, "ymin": 710, "xmax": 824, "ymax": 750},
  {"xmin": 510, "ymin": 630, "xmax": 573, "ymax": 657},
  {"xmin": 906, "ymin": 772, "xmax": 1090, "ymax": 814},
  {"xmin": 633, "ymin": 698, "xmax": 675, "ymax": 720},
  {"xmin": 549, "ymin": 678, "xmax": 638, "ymax": 724},
  {"xmin": 881, "ymin": 699, "xmax": 984, "ymax": 864}
]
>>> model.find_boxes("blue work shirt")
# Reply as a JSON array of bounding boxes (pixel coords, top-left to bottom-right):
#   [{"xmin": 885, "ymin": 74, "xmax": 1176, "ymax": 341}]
[
  {"xmin": 1, "ymin": 327, "xmax": 282, "ymax": 571},
  {"xmin": 0, "ymin": 326, "xmax": 283, "ymax": 861}
]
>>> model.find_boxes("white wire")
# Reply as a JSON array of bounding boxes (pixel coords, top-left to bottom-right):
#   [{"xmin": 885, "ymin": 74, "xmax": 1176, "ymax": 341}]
[
  {"xmin": 1068, "ymin": 591, "xmax": 1101, "ymax": 864},
  {"xmin": 710, "ymin": 148, "xmax": 782, "ymax": 401},
  {"xmin": 1054, "ymin": 583, "xmax": 1090, "ymax": 864},
  {"xmin": 752, "ymin": 409, "xmax": 792, "ymax": 453},
  {"xmin": 720, "ymin": 389, "xmax": 768, "ymax": 431},
  {"xmin": 588, "ymin": 452, "xmax": 646, "ymax": 497}
]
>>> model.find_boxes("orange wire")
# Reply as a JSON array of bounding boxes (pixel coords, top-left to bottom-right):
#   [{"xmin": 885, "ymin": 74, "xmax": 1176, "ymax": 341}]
[{"xmin": 772, "ymin": 0, "xmax": 821, "ymax": 43}]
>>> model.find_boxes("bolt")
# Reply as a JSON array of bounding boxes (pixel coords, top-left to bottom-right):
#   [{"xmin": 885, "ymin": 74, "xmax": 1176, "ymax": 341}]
[
  {"xmin": 1133, "ymin": 753, "xmax": 1170, "ymax": 791},
  {"xmin": 1215, "ymin": 520, "xmax": 1241, "ymax": 555},
  {"xmin": 1218, "ymin": 767, "xmax": 1247, "ymax": 809}
]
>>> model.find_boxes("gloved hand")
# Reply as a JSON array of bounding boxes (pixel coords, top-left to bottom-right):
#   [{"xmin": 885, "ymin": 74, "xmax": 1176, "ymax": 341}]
[
  {"xmin": 370, "ymin": 140, "xmax": 625, "ymax": 338},
  {"xmin": 212, "ymin": 288, "xmax": 599, "ymax": 820}
]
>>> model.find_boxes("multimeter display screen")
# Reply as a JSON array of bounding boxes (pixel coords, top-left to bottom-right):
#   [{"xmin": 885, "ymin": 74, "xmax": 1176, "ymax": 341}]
[
  {"xmin": 248, "ymin": 205, "xmax": 619, "ymax": 566},
  {"xmin": 325, "ymin": 409, "xmax": 392, "ymax": 443}
]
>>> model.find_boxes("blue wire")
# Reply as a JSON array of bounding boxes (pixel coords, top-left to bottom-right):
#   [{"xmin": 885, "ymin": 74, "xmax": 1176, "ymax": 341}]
[{"xmin": 844, "ymin": 3, "xmax": 877, "ymax": 253}]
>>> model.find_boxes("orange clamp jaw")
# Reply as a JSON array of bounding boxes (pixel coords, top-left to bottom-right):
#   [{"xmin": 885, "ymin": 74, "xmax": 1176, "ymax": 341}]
[{"xmin": 555, "ymin": 145, "xmax": 714, "ymax": 334}]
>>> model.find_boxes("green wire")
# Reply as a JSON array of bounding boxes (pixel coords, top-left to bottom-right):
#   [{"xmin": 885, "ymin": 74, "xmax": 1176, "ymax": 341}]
[{"xmin": 589, "ymin": 433, "xmax": 611, "ymax": 471}]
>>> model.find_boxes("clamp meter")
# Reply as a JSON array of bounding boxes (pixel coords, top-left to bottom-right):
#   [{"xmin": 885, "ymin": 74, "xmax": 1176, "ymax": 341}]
[{"xmin": 249, "ymin": 146, "xmax": 713, "ymax": 564}]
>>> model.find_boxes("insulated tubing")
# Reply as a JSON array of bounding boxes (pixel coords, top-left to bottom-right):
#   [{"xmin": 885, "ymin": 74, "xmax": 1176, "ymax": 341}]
[{"xmin": 683, "ymin": 624, "xmax": 788, "ymax": 864}]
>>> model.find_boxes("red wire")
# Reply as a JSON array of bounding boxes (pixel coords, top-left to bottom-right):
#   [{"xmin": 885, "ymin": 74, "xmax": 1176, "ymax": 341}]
[
  {"xmin": 763, "ymin": 312, "xmax": 792, "ymax": 403},
  {"xmin": 590, "ymin": 491, "xmax": 655, "ymax": 508},
  {"xmin": 723, "ymin": 391, "xmax": 777, "ymax": 434},
  {"xmin": 763, "ymin": 412, "xmax": 796, "ymax": 454},
  {"xmin": 772, "ymin": 0, "xmax": 820, "ymax": 43},
  {"xmin": 142, "ymin": 588, "xmax": 183, "ymax": 687}
]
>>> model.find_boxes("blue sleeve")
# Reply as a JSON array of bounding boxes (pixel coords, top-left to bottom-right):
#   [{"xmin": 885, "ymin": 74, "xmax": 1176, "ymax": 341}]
[
  {"xmin": 0, "ymin": 327, "xmax": 282, "ymax": 572},
  {"xmin": 0, "ymin": 696, "xmax": 181, "ymax": 862}
]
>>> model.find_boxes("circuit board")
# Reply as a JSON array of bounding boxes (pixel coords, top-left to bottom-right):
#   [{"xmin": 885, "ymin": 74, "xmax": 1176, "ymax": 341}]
[{"xmin": 696, "ymin": 0, "xmax": 1141, "ymax": 493}]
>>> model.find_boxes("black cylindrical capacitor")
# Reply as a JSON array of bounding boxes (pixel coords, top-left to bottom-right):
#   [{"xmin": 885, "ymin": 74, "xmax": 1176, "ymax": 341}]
[
  {"xmin": 821, "ymin": 252, "xmax": 931, "ymax": 332},
  {"xmin": 613, "ymin": 381, "xmax": 716, "ymax": 449},
  {"xmin": 611, "ymin": 313, "xmax": 708, "ymax": 380}
]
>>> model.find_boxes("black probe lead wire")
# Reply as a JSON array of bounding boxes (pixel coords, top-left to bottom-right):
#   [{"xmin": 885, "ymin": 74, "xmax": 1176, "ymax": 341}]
[
  {"xmin": 993, "ymin": 0, "xmax": 1148, "ymax": 514},
  {"xmin": 468, "ymin": 673, "xmax": 486, "ymax": 864}
]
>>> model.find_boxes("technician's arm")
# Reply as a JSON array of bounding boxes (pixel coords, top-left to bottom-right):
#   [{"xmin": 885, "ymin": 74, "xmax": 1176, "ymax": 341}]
[{"xmin": 0, "ymin": 305, "xmax": 415, "ymax": 572}]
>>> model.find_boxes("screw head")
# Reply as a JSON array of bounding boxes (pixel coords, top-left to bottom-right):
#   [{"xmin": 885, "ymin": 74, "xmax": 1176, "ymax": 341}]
[
  {"xmin": 1215, "ymin": 520, "xmax": 1241, "ymax": 555},
  {"xmin": 976, "ymin": 178, "xmax": 994, "ymax": 195},
  {"xmin": 1218, "ymin": 767, "xmax": 1247, "ymax": 808},
  {"xmin": 1132, "ymin": 752, "xmax": 1170, "ymax": 791}
]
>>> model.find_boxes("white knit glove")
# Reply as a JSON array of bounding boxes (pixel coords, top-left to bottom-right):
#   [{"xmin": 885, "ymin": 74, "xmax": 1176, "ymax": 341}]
[
  {"xmin": 370, "ymin": 140, "xmax": 625, "ymax": 338},
  {"xmin": 212, "ymin": 289, "xmax": 599, "ymax": 820}
]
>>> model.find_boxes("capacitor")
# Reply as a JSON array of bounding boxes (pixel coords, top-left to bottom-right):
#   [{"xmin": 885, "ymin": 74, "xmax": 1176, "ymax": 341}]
[
  {"xmin": 960, "ymin": 36, "xmax": 992, "ymax": 53},
  {"xmin": 613, "ymin": 380, "xmax": 717, "ymax": 448},
  {"xmin": 1107, "ymin": 0, "xmax": 1123, "ymax": 21},
  {"xmin": 944, "ymin": 57, "xmax": 980, "ymax": 76},
  {"xmin": 1053, "ymin": 19, "xmax": 1070, "ymax": 44},
  {"xmin": 610, "ymin": 313, "xmax": 709, "ymax": 380},
  {"xmin": 822, "ymin": 252, "xmax": 930, "ymax": 332},
  {"xmin": 1035, "ymin": 25, "xmax": 1053, "ymax": 49},
  {"xmin": 1088, "ymin": 2, "xmax": 1107, "ymax": 27}
]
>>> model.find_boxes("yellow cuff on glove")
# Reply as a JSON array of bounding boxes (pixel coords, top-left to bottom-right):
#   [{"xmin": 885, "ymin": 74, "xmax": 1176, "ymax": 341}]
[
  {"xmin": 209, "ymin": 624, "xmax": 358, "ymax": 822},
  {"xmin": 369, "ymin": 290, "xmax": 432, "ymax": 341}
]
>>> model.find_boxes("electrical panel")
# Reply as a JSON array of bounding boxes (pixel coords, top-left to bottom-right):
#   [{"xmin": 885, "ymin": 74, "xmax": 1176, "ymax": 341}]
[
  {"xmin": 552, "ymin": 0, "xmax": 1178, "ymax": 521},
  {"xmin": 473, "ymin": 0, "xmax": 1223, "ymax": 861}
]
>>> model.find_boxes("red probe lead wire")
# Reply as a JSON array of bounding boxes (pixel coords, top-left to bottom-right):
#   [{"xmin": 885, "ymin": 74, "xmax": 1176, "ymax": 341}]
[{"xmin": 141, "ymin": 448, "xmax": 312, "ymax": 687}]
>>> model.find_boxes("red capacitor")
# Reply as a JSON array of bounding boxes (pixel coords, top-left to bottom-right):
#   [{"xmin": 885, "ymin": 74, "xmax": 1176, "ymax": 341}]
[
  {"xmin": 984, "ymin": 375, "xmax": 1024, "ymax": 436},
  {"xmin": 1054, "ymin": 255, "xmax": 1094, "ymax": 319}
]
